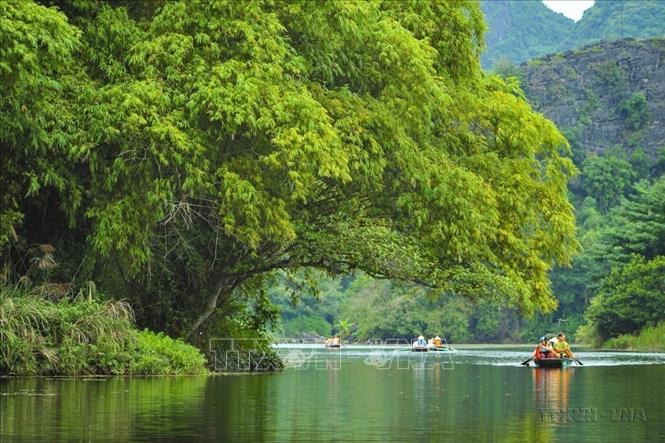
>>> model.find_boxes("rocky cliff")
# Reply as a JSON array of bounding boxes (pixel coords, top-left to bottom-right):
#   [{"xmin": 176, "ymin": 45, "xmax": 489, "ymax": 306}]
[{"xmin": 521, "ymin": 38, "xmax": 665, "ymax": 158}]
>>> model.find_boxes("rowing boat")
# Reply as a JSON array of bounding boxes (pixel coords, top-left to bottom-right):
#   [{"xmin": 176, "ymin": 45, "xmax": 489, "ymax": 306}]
[
  {"xmin": 534, "ymin": 357, "xmax": 573, "ymax": 369},
  {"xmin": 411, "ymin": 346, "xmax": 457, "ymax": 353}
]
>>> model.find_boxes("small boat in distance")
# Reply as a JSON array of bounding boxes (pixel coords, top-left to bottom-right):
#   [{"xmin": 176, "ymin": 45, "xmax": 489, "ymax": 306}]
[
  {"xmin": 411, "ymin": 335, "xmax": 457, "ymax": 352},
  {"xmin": 324, "ymin": 336, "xmax": 341, "ymax": 348}
]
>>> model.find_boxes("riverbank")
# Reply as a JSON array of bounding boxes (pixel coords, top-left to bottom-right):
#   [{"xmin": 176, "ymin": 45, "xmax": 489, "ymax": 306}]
[
  {"xmin": 602, "ymin": 322, "xmax": 665, "ymax": 352},
  {"xmin": 0, "ymin": 287, "xmax": 208, "ymax": 376}
]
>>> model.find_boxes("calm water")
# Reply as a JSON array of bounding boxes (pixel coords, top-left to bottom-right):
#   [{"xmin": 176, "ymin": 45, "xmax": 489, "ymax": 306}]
[{"xmin": 2, "ymin": 348, "xmax": 665, "ymax": 442}]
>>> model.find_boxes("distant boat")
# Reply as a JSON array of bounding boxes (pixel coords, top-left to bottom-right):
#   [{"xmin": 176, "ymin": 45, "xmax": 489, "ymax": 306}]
[
  {"xmin": 325, "ymin": 343, "xmax": 341, "ymax": 348},
  {"xmin": 411, "ymin": 345, "xmax": 457, "ymax": 353}
]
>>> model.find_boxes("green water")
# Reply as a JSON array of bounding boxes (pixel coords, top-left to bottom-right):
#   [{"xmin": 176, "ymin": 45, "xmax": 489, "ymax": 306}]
[{"xmin": 2, "ymin": 350, "xmax": 664, "ymax": 442}]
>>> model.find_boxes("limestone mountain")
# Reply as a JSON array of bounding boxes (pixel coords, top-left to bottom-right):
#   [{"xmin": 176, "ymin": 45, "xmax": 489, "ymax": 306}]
[
  {"xmin": 482, "ymin": 0, "xmax": 665, "ymax": 69},
  {"xmin": 521, "ymin": 38, "xmax": 665, "ymax": 161}
]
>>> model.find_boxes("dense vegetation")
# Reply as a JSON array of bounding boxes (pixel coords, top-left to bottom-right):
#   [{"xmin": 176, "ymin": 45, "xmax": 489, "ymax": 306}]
[
  {"xmin": 1, "ymin": 0, "xmax": 578, "ymax": 358},
  {"xmin": 481, "ymin": 0, "xmax": 665, "ymax": 68},
  {"xmin": 273, "ymin": 273, "xmax": 524, "ymax": 343},
  {"xmin": 0, "ymin": 285, "xmax": 207, "ymax": 375},
  {"xmin": 273, "ymin": 145, "xmax": 665, "ymax": 345},
  {"xmin": 276, "ymin": 38, "xmax": 665, "ymax": 346},
  {"xmin": 603, "ymin": 321, "xmax": 665, "ymax": 352}
]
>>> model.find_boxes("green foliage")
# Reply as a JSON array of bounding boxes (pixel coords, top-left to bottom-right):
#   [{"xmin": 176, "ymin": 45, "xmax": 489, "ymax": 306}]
[
  {"xmin": 586, "ymin": 256, "xmax": 665, "ymax": 340},
  {"xmin": 491, "ymin": 57, "xmax": 524, "ymax": 80},
  {"xmin": 271, "ymin": 272, "xmax": 543, "ymax": 344},
  {"xmin": 0, "ymin": 285, "xmax": 207, "ymax": 375},
  {"xmin": 603, "ymin": 321, "xmax": 665, "ymax": 352},
  {"xmin": 281, "ymin": 315, "xmax": 332, "ymax": 338},
  {"xmin": 1, "ymin": 0, "xmax": 578, "ymax": 342},
  {"xmin": 132, "ymin": 330, "xmax": 208, "ymax": 375},
  {"xmin": 481, "ymin": 0, "xmax": 665, "ymax": 67},
  {"xmin": 480, "ymin": 0, "xmax": 573, "ymax": 68},
  {"xmin": 617, "ymin": 91, "xmax": 650, "ymax": 131},
  {"xmin": 596, "ymin": 178, "xmax": 665, "ymax": 263},
  {"xmin": 0, "ymin": 1, "xmax": 82, "ymax": 251},
  {"xmin": 582, "ymin": 153, "xmax": 636, "ymax": 211},
  {"xmin": 570, "ymin": 1, "xmax": 665, "ymax": 47}
]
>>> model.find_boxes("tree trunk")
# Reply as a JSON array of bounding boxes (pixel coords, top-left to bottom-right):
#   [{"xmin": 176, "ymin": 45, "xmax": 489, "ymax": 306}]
[{"xmin": 186, "ymin": 278, "xmax": 226, "ymax": 340}]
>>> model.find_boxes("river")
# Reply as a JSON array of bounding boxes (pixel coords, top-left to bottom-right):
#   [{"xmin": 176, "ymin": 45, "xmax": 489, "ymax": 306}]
[{"xmin": 2, "ymin": 347, "xmax": 665, "ymax": 442}]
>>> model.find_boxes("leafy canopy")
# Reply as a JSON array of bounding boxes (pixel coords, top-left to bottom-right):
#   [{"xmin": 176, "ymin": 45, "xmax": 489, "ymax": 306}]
[{"xmin": 1, "ymin": 1, "xmax": 578, "ymax": 335}]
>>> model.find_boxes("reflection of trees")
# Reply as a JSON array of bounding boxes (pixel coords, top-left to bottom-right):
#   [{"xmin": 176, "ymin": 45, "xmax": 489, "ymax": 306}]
[{"xmin": 0, "ymin": 377, "xmax": 207, "ymax": 441}]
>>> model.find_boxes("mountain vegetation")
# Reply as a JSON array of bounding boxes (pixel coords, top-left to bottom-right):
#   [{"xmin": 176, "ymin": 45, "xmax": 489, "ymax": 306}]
[{"xmin": 481, "ymin": 0, "xmax": 665, "ymax": 68}]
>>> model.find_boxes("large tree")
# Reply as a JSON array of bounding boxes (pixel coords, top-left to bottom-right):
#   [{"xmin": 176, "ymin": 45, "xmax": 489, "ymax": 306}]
[{"xmin": 1, "ymin": 0, "xmax": 577, "ymax": 340}]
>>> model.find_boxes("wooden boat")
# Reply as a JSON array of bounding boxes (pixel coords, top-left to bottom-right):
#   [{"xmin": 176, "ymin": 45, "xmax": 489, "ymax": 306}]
[
  {"xmin": 411, "ymin": 346, "xmax": 457, "ymax": 353},
  {"xmin": 429, "ymin": 346, "xmax": 457, "ymax": 352},
  {"xmin": 325, "ymin": 344, "xmax": 341, "ymax": 348},
  {"xmin": 534, "ymin": 357, "xmax": 573, "ymax": 369}
]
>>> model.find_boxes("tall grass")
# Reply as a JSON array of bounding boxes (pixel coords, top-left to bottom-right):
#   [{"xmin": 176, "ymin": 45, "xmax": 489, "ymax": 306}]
[
  {"xmin": 0, "ymin": 285, "xmax": 208, "ymax": 376},
  {"xmin": 603, "ymin": 322, "xmax": 665, "ymax": 352}
]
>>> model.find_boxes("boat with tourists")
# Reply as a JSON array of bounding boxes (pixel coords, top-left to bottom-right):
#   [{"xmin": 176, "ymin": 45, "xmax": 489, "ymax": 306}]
[
  {"xmin": 325, "ymin": 336, "xmax": 342, "ymax": 348},
  {"xmin": 533, "ymin": 357, "xmax": 574, "ymax": 369},
  {"xmin": 411, "ymin": 335, "xmax": 457, "ymax": 352},
  {"xmin": 522, "ymin": 334, "xmax": 581, "ymax": 368}
]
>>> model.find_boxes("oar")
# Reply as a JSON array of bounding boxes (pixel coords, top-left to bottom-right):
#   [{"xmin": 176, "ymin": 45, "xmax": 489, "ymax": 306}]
[
  {"xmin": 574, "ymin": 358, "xmax": 584, "ymax": 366},
  {"xmin": 520, "ymin": 358, "xmax": 533, "ymax": 366}
]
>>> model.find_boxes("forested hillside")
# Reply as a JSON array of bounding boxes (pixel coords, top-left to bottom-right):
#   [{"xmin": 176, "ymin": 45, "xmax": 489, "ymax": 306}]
[
  {"xmin": 481, "ymin": 0, "xmax": 665, "ymax": 68},
  {"xmin": 480, "ymin": 0, "xmax": 572, "ymax": 68}
]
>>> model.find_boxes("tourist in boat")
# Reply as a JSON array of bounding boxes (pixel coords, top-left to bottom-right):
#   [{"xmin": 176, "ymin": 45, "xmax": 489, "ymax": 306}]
[
  {"xmin": 413, "ymin": 335, "xmax": 427, "ymax": 348},
  {"xmin": 325, "ymin": 337, "xmax": 332, "ymax": 347},
  {"xmin": 331, "ymin": 335, "xmax": 341, "ymax": 346},
  {"xmin": 548, "ymin": 335, "xmax": 558, "ymax": 348},
  {"xmin": 533, "ymin": 336, "xmax": 554, "ymax": 360},
  {"xmin": 433, "ymin": 336, "xmax": 442, "ymax": 347},
  {"xmin": 553, "ymin": 332, "xmax": 575, "ymax": 359}
]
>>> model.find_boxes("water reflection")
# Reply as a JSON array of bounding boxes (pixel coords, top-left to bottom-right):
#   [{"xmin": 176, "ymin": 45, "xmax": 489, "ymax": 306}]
[
  {"xmin": 533, "ymin": 368, "xmax": 574, "ymax": 410},
  {"xmin": 2, "ymin": 351, "xmax": 664, "ymax": 442}
]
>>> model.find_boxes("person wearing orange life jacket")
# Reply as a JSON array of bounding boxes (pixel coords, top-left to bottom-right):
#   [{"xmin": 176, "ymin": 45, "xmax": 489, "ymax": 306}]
[{"xmin": 533, "ymin": 336, "xmax": 554, "ymax": 360}]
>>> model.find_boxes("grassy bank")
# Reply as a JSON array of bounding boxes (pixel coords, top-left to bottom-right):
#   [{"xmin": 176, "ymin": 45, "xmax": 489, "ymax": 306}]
[
  {"xmin": 0, "ymin": 286, "xmax": 208, "ymax": 376},
  {"xmin": 602, "ymin": 322, "xmax": 665, "ymax": 352}
]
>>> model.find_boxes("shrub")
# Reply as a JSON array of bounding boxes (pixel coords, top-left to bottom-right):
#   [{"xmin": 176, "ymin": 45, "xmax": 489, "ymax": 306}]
[
  {"xmin": 133, "ymin": 330, "xmax": 208, "ymax": 375},
  {"xmin": 603, "ymin": 322, "xmax": 665, "ymax": 352},
  {"xmin": 617, "ymin": 91, "xmax": 650, "ymax": 131},
  {"xmin": 0, "ymin": 285, "xmax": 208, "ymax": 376}
]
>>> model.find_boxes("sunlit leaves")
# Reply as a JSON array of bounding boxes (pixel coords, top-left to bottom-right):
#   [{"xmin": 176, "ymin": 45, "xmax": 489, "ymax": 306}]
[{"xmin": 2, "ymin": 0, "xmax": 579, "ymax": 330}]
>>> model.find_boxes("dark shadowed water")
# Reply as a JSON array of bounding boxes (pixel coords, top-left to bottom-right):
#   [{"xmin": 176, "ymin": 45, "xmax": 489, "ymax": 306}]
[{"xmin": 2, "ymin": 348, "xmax": 665, "ymax": 442}]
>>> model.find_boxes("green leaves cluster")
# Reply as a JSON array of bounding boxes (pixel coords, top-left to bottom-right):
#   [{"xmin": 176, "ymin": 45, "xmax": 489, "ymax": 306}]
[{"xmin": 587, "ymin": 256, "xmax": 665, "ymax": 341}]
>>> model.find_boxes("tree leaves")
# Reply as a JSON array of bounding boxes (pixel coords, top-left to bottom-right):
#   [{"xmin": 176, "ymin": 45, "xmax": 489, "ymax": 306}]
[{"xmin": 2, "ymin": 0, "xmax": 579, "ymax": 335}]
